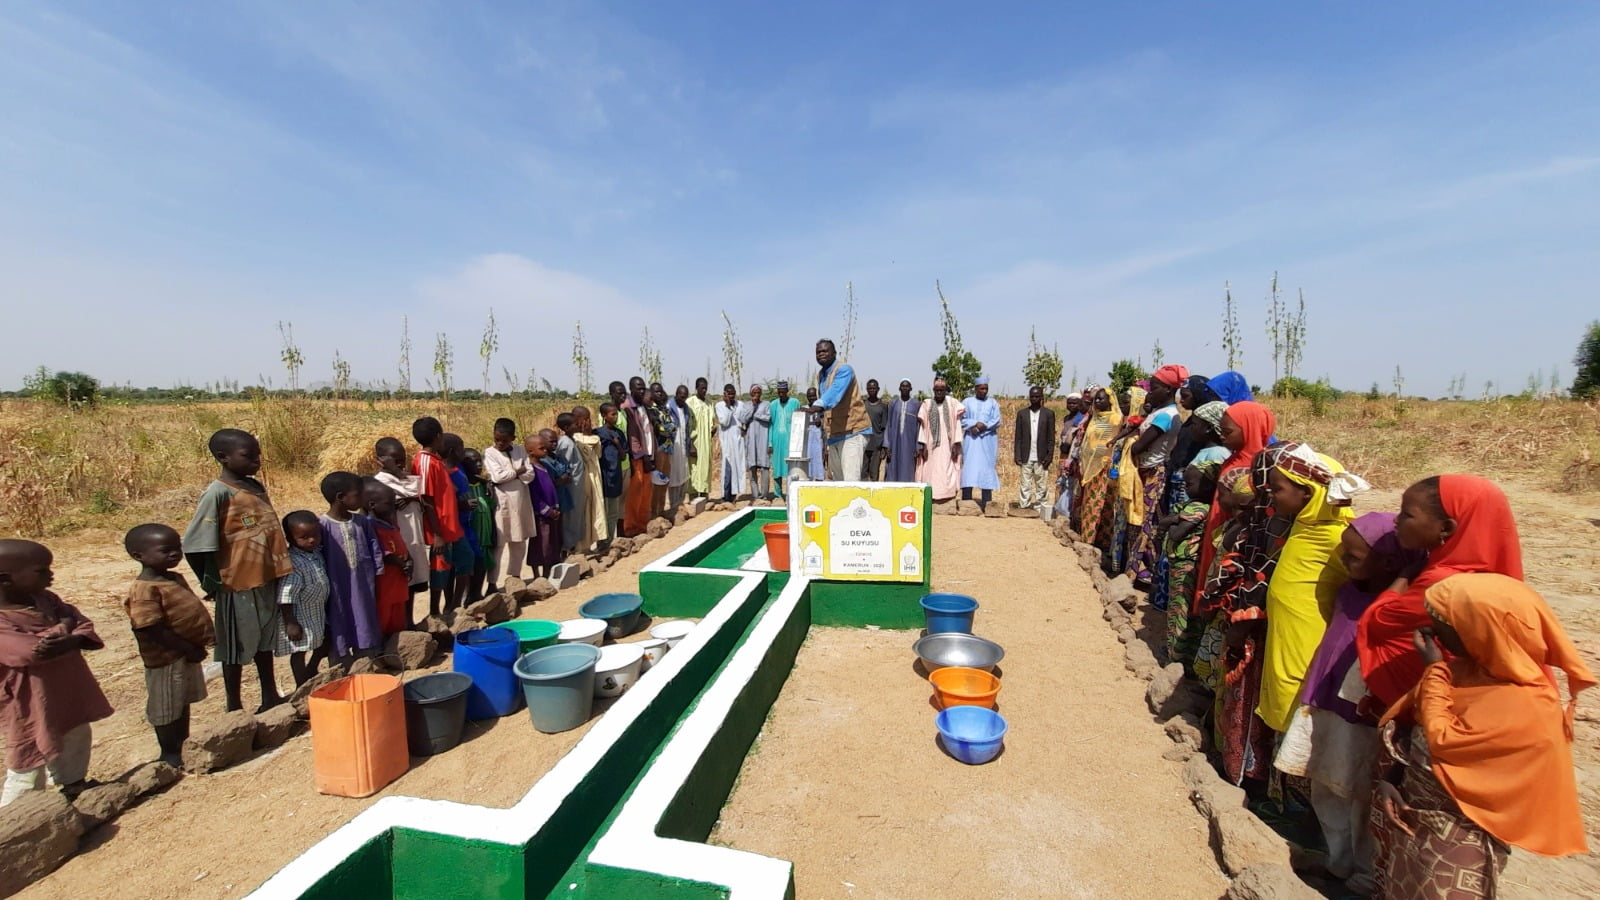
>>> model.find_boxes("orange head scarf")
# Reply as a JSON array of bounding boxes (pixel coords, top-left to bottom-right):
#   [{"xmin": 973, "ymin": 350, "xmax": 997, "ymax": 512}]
[
  {"xmin": 1384, "ymin": 574, "xmax": 1594, "ymax": 856},
  {"xmin": 1196, "ymin": 401, "xmax": 1277, "ymax": 596},
  {"xmin": 1357, "ymin": 474, "xmax": 1523, "ymax": 705}
]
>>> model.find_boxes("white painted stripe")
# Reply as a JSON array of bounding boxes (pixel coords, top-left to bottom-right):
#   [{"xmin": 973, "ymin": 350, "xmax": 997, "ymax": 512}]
[
  {"xmin": 251, "ymin": 511, "xmax": 769, "ymax": 898},
  {"xmin": 588, "ymin": 573, "xmax": 810, "ymax": 898}
]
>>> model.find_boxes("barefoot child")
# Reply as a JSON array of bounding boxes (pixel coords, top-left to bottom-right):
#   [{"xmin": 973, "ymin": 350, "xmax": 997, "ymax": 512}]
[
  {"xmin": 483, "ymin": 418, "xmax": 535, "ymax": 585},
  {"xmin": 459, "ymin": 448, "xmax": 496, "ymax": 604},
  {"xmin": 275, "ymin": 511, "xmax": 330, "ymax": 686},
  {"xmin": 374, "ymin": 437, "xmax": 431, "ymax": 604},
  {"xmin": 0, "ymin": 540, "xmax": 113, "ymax": 805},
  {"xmin": 524, "ymin": 431, "xmax": 562, "ymax": 579},
  {"xmin": 123, "ymin": 524, "xmax": 214, "ymax": 767},
  {"xmin": 320, "ymin": 471, "xmax": 384, "ymax": 663},
  {"xmin": 410, "ymin": 417, "xmax": 463, "ymax": 617},
  {"xmin": 363, "ymin": 478, "xmax": 414, "ymax": 636},
  {"xmin": 183, "ymin": 428, "xmax": 289, "ymax": 713}
]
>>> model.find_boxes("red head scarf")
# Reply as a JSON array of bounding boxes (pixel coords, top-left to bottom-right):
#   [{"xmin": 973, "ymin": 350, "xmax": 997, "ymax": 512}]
[
  {"xmin": 1195, "ymin": 401, "xmax": 1277, "ymax": 595},
  {"xmin": 1382, "ymin": 574, "xmax": 1593, "ymax": 855},
  {"xmin": 1357, "ymin": 474, "xmax": 1523, "ymax": 706},
  {"xmin": 1151, "ymin": 364, "xmax": 1190, "ymax": 388}
]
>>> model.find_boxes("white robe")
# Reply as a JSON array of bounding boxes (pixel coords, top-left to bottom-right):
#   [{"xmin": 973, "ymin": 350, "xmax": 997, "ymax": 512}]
[{"xmin": 715, "ymin": 400, "xmax": 748, "ymax": 495}]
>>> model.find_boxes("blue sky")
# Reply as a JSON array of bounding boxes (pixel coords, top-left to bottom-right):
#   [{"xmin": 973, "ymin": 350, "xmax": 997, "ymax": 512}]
[{"xmin": 3, "ymin": 1, "xmax": 1596, "ymax": 397}]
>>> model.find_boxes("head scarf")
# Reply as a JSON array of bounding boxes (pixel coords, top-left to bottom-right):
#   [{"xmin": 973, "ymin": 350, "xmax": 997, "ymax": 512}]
[
  {"xmin": 1151, "ymin": 364, "xmax": 1190, "ymax": 388},
  {"xmin": 1270, "ymin": 442, "xmax": 1371, "ymax": 508},
  {"xmin": 1357, "ymin": 475, "xmax": 1523, "ymax": 706},
  {"xmin": 1210, "ymin": 371, "xmax": 1254, "ymax": 404},
  {"xmin": 1193, "ymin": 401, "xmax": 1227, "ymax": 434},
  {"xmin": 1384, "ymin": 574, "xmax": 1594, "ymax": 856},
  {"xmin": 1184, "ymin": 375, "xmax": 1222, "ymax": 408},
  {"xmin": 1066, "ymin": 392, "xmax": 1082, "ymax": 401},
  {"xmin": 1218, "ymin": 466, "xmax": 1254, "ymax": 499},
  {"xmin": 1301, "ymin": 513, "xmax": 1421, "ymax": 721}
]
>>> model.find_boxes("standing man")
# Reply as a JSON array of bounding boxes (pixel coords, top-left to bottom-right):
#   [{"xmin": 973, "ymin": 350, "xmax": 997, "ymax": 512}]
[
  {"xmin": 646, "ymin": 382, "xmax": 675, "ymax": 520},
  {"xmin": 1013, "ymin": 385, "xmax": 1057, "ymax": 513},
  {"xmin": 714, "ymin": 384, "xmax": 747, "ymax": 500},
  {"xmin": 767, "ymin": 381, "xmax": 801, "ymax": 497},
  {"xmin": 804, "ymin": 339, "xmax": 869, "ymax": 481},
  {"xmin": 861, "ymin": 379, "xmax": 888, "ymax": 481},
  {"xmin": 743, "ymin": 384, "xmax": 773, "ymax": 500},
  {"xmin": 685, "ymin": 377, "xmax": 716, "ymax": 500},
  {"xmin": 960, "ymin": 376, "xmax": 1001, "ymax": 512},
  {"xmin": 882, "ymin": 379, "xmax": 921, "ymax": 482},
  {"xmin": 620, "ymin": 377, "xmax": 655, "ymax": 537},
  {"xmin": 916, "ymin": 377, "xmax": 963, "ymax": 501}
]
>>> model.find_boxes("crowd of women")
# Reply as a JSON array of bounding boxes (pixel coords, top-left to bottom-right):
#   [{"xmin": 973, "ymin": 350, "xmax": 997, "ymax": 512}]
[{"xmin": 1056, "ymin": 365, "xmax": 1593, "ymax": 898}]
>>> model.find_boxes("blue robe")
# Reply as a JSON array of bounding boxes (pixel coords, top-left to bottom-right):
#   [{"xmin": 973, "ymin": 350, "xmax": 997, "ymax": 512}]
[
  {"xmin": 960, "ymin": 396, "xmax": 1002, "ymax": 490},
  {"xmin": 883, "ymin": 396, "xmax": 922, "ymax": 482},
  {"xmin": 768, "ymin": 397, "xmax": 800, "ymax": 479},
  {"xmin": 319, "ymin": 513, "xmax": 384, "ymax": 657}
]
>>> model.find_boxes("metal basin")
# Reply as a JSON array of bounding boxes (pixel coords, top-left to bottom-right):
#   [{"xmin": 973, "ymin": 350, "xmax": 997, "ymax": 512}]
[{"xmin": 913, "ymin": 633, "xmax": 1005, "ymax": 673}]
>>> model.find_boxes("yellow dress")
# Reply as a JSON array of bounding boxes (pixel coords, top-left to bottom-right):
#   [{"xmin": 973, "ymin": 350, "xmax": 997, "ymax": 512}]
[{"xmin": 1258, "ymin": 453, "xmax": 1352, "ymax": 733}]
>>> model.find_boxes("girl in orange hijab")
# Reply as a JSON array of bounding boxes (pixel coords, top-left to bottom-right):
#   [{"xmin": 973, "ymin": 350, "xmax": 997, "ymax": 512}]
[
  {"xmin": 1374, "ymin": 573, "xmax": 1593, "ymax": 897},
  {"xmin": 1356, "ymin": 475, "xmax": 1522, "ymax": 709}
]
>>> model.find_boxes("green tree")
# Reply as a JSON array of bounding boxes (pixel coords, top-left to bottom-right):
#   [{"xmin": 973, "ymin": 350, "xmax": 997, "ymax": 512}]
[
  {"xmin": 26, "ymin": 369, "xmax": 99, "ymax": 405},
  {"xmin": 1021, "ymin": 326, "xmax": 1064, "ymax": 396},
  {"xmin": 1107, "ymin": 359, "xmax": 1147, "ymax": 396},
  {"xmin": 931, "ymin": 280, "xmax": 983, "ymax": 397},
  {"xmin": 1572, "ymin": 320, "xmax": 1600, "ymax": 399}
]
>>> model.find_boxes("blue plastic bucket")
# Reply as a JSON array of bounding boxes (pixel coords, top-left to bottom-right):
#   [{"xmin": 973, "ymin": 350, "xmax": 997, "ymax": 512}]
[
  {"xmin": 920, "ymin": 593, "xmax": 979, "ymax": 635},
  {"xmin": 579, "ymin": 593, "xmax": 645, "ymax": 641},
  {"xmin": 453, "ymin": 629, "xmax": 525, "ymax": 720},
  {"xmin": 515, "ymin": 644, "xmax": 601, "ymax": 733},
  {"xmin": 935, "ymin": 705, "xmax": 1008, "ymax": 765}
]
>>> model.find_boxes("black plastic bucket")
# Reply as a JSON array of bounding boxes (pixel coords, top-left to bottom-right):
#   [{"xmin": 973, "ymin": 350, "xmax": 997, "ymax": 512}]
[{"xmin": 402, "ymin": 672, "xmax": 473, "ymax": 757}]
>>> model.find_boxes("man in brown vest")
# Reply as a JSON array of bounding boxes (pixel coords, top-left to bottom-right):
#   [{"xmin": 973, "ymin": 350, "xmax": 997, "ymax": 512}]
[{"xmin": 802, "ymin": 339, "xmax": 870, "ymax": 481}]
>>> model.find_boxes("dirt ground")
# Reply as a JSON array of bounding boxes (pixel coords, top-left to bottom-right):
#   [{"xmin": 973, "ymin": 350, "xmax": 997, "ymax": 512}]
[
  {"xmin": 710, "ymin": 516, "xmax": 1230, "ymax": 899},
  {"xmin": 11, "ymin": 509, "xmax": 726, "ymax": 900}
]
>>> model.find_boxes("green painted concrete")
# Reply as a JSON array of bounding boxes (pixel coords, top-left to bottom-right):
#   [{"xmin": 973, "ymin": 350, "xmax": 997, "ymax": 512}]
[
  {"xmin": 298, "ymin": 835, "xmax": 391, "ymax": 900},
  {"xmin": 392, "ymin": 829, "xmax": 524, "ymax": 899},
  {"xmin": 280, "ymin": 497, "xmax": 932, "ymax": 899}
]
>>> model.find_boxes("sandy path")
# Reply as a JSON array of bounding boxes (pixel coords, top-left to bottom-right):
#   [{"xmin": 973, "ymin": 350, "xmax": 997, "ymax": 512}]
[
  {"xmin": 14, "ymin": 511, "xmax": 729, "ymax": 900},
  {"xmin": 710, "ymin": 516, "xmax": 1230, "ymax": 900}
]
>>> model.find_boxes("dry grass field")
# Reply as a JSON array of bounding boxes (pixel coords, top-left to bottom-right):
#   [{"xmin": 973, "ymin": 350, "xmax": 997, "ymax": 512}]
[{"xmin": 2, "ymin": 393, "xmax": 1597, "ymax": 538}]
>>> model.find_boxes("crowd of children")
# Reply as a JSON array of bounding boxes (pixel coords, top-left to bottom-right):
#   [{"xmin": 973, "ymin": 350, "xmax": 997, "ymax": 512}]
[
  {"xmin": 1058, "ymin": 366, "xmax": 1593, "ymax": 898},
  {"xmin": 0, "ymin": 401, "xmax": 655, "ymax": 788}
]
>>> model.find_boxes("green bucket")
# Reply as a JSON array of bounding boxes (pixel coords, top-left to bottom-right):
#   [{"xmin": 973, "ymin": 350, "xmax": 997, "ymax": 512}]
[{"xmin": 493, "ymin": 619, "xmax": 562, "ymax": 654}]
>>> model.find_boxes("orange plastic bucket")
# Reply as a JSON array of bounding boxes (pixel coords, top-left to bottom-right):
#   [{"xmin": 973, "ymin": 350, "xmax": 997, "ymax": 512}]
[
  {"xmin": 309, "ymin": 673, "xmax": 410, "ymax": 798},
  {"xmin": 928, "ymin": 666, "xmax": 1001, "ymax": 709},
  {"xmin": 761, "ymin": 523, "xmax": 791, "ymax": 572}
]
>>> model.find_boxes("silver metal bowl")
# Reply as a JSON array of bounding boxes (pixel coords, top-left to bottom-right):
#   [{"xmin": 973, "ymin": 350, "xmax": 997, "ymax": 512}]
[{"xmin": 913, "ymin": 633, "xmax": 1005, "ymax": 673}]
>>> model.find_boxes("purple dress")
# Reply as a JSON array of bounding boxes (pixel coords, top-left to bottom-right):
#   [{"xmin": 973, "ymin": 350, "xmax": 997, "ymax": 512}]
[
  {"xmin": 1300, "ymin": 513, "xmax": 1423, "ymax": 722},
  {"xmin": 525, "ymin": 463, "xmax": 562, "ymax": 572},
  {"xmin": 320, "ymin": 513, "xmax": 384, "ymax": 656}
]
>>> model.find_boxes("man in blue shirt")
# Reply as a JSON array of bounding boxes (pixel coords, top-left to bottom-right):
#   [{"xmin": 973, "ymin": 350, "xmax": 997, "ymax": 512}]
[{"xmin": 801, "ymin": 339, "xmax": 870, "ymax": 481}]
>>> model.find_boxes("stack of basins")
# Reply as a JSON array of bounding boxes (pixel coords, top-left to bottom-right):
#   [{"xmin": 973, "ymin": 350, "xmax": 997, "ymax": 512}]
[{"xmin": 913, "ymin": 594, "xmax": 1008, "ymax": 765}]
